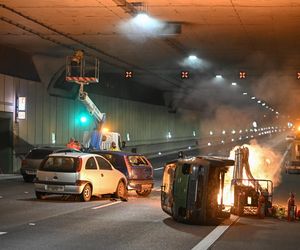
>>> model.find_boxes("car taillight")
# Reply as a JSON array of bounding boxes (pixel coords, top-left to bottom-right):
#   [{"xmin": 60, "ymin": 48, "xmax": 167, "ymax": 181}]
[
  {"xmin": 124, "ymin": 156, "xmax": 131, "ymax": 168},
  {"xmin": 75, "ymin": 158, "xmax": 82, "ymax": 172},
  {"xmin": 21, "ymin": 159, "xmax": 27, "ymax": 166},
  {"xmin": 124, "ymin": 156, "xmax": 133, "ymax": 177}
]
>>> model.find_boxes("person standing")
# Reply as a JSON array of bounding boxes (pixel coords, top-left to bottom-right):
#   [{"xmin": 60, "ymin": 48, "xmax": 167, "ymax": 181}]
[{"xmin": 287, "ymin": 192, "xmax": 296, "ymax": 221}]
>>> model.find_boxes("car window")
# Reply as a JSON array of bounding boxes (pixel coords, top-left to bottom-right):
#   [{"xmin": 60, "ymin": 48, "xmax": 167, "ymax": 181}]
[
  {"xmin": 85, "ymin": 157, "xmax": 98, "ymax": 170},
  {"xmin": 100, "ymin": 154, "xmax": 125, "ymax": 170},
  {"xmin": 96, "ymin": 156, "xmax": 112, "ymax": 170},
  {"xmin": 40, "ymin": 156, "xmax": 79, "ymax": 172},
  {"xmin": 26, "ymin": 149, "xmax": 53, "ymax": 159},
  {"xmin": 128, "ymin": 156, "xmax": 149, "ymax": 166}
]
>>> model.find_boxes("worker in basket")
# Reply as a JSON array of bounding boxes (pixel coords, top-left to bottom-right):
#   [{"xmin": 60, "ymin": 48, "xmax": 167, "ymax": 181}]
[{"xmin": 67, "ymin": 138, "xmax": 81, "ymax": 150}]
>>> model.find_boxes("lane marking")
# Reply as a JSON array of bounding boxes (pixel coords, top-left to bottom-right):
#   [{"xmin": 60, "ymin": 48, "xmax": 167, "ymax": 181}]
[
  {"xmin": 154, "ymin": 167, "xmax": 164, "ymax": 171},
  {"xmin": 192, "ymin": 216, "xmax": 239, "ymax": 250},
  {"xmin": 0, "ymin": 232, "xmax": 7, "ymax": 235},
  {"xmin": 92, "ymin": 201, "xmax": 122, "ymax": 210},
  {"xmin": 28, "ymin": 223, "xmax": 36, "ymax": 226}
]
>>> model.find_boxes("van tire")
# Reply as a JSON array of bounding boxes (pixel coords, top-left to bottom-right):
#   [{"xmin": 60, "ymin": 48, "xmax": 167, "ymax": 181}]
[
  {"xmin": 23, "ymin": 175, "xmax": 35, "ymax": 183},
  {"xmin": 136, "ymin": 189, "xmax": 152, "ymax": 197},
  {"xmin": 115, "ymin": 181, "xmax": 128, "ymax": 201},
  {"xmin": 36, "ymin": 191, "xmax": 46, "ymax": 200},
  {"xmin": 80, "ymin": 184, "xmax": 92, "ymax": 202}
]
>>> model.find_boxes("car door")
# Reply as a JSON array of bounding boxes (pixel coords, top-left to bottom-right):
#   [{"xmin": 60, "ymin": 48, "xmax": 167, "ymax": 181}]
[
  {"xmin": 95, "ymin": 156, "xmax": 118, "ymax": 194},
  {"xmin": 84, "ymin": 157, "xmax": 100, "ymax": 195}
]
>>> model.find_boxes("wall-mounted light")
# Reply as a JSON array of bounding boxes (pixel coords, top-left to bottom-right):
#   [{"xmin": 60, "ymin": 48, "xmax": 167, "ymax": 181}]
[{"xmin": 16, "ymin": 96, "xmax": 26, "ymax": 120}]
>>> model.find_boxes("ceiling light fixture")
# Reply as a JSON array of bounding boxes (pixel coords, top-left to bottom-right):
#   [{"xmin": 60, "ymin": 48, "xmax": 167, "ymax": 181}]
[{"xmin": 188, "ymin": 55, "xmax": 197, "ymax": 61}]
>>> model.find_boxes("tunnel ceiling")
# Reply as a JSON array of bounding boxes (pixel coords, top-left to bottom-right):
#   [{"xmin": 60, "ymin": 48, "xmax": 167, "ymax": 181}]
[{"xmin": 1, "ymin": 0, "xmax": 300, "ymax": 120}]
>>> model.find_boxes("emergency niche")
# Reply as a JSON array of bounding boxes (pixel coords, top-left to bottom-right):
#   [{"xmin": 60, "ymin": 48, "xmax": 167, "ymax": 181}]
[{"xmin": 161, "ymin": 156, "xmax": 234, "ymax": 225}]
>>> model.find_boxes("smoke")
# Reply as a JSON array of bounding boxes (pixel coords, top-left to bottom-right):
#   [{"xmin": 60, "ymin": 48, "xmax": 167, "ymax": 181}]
[
  {"xmin": 251, "ymin": 71, "xmax": 300, "ymax": 120},
  {"xmin": 118, "ymin": 14, "xmax": 178, "ymax": 42},
  {"xmin": 199, "ymin": 105, "xmax": 257, "ymax": 134},
  {"xmin": 229, "ymin": 139, "xmax": 283, "ymax": 187}
]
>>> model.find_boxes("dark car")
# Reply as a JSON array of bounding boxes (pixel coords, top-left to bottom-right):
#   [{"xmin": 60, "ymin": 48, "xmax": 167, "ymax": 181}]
[
  {"xmin": 20, "ymin": 147, "xmax": 81, "ymax": 182},
  {"xmin": 92, "ymin": 151, "xmax": 154, "ymax": 196}
]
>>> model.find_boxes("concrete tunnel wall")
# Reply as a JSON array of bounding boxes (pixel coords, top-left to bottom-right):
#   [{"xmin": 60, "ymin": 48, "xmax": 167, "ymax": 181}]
[{"xmin": 0, "ymin": 73, "xmax": 200, "ymax": 173}]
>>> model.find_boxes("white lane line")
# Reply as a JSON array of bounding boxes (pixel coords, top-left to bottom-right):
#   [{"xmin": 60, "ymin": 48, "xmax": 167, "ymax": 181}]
[
  {"xmin": 192, "ymin": 216, "xmax": 239, "ymax": 250},
  {"xmin": 92, "ymin": 201, "xmax": 122, "ymax": 210},
  {"xmin": 154, "ymin": 167, "xmax": 164, "ymax": 171},
  {"xmin": 0, "ymin": 232, "xmax": 7, "ymax": 235}
]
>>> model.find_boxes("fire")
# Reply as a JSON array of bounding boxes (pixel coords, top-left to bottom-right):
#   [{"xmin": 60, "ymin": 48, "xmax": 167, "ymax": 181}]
[{"xmin": 218, "ymin": 139, "xmax": 282, "ymax": 206}]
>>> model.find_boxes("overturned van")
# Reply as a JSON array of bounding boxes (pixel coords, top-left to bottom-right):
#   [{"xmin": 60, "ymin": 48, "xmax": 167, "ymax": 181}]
[{"xmin": 161, "ymin": 156, "xmax": 234, "ymax": 225}]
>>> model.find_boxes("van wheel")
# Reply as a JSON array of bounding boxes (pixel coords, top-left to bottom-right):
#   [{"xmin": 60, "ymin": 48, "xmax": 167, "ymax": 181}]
[
  {"xmin": 80, "ymin": 184, "xmax": 92, "ymax": 202},
  {"xmin": 23, "ymin": 175, "xmax": 35, "ymax": 183},
  {"xmin": 36, "ymin": 191, "xmax": 46, "ymax": 200},
  {"xmin": 136, "ymin": 189, "xmax": 152, "ymax": 197},
  {"xmin": 115, "ymin": 181, "xmax": 128, "ymax": 201}
]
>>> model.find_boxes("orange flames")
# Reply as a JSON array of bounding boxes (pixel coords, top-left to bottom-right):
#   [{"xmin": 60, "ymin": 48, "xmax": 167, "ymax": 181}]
[{"xmin": 218, "ymin": 139, "xmax": 282, "ymax": 206}]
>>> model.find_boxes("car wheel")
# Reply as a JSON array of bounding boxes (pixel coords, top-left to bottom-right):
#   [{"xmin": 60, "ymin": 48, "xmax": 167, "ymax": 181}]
[
  {"xmin": 115, "ymin": 181, "xmax": 128, "ymax": 201},
  {"xmin": 136, "ymin": 189, "xmax": 152, "ymax": 197},
  {"xmin": 80, "ymin": 184, "xmax": 92, "ymax": 202},
  {"xmin": 36, "ymin": 191, "xmax": 46, "ymax": 200},
  {"xmin": 23, "ymin": 174, "xmax": 35, "ymax": 183}
]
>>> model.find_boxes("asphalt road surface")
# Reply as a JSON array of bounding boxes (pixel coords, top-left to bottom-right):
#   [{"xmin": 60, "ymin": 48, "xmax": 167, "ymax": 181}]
[{"xmin": 1, "ymin": 133, "xmax": 299, "ymax": 250}]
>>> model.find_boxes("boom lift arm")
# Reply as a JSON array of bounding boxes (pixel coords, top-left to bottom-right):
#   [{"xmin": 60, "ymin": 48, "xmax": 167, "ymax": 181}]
[
  {"xmin": 65, "ymin": 50, "xmax": 105, "ymax": 150},
  {"xmin": 78, "ymin": 88, "xmax": 106, "ymax": 150}
]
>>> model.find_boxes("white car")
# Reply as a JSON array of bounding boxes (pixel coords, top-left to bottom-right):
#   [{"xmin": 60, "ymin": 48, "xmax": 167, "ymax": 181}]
[{"xmin": 34, "ymin": 153, "xmax": 127, "ymax": 201}]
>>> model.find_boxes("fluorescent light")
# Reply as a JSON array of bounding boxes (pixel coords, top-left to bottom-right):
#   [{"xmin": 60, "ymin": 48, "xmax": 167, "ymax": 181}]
[
  {"xmin": 231, "ymin": 82, "xmax": 237, "ymax": 86},
  {"xmin": 257, "ymin": 100, "xmax": 261, "ymax": 103},
  {"xmin": 251, "ymin": 96, "xmax": 256, "ymax": 100},
  {"xmin": 262, "ymin": 103, "xmax": 266, "ymax": 106},
  {"xmin": 216, "ymin": 75, "xmax": 223, "ymax": 79},
  {"xmin": 188, "ymin": 55, "xmax": 197, "ymax": 61},
  {"xmin": 243, "ymin": 92, "xmax": 248, "ymax": 95}
]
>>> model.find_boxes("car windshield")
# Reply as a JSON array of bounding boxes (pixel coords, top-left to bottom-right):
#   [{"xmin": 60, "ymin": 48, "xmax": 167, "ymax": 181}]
[
  {"xmin": 26, "ymin": 149, "xmax": 54, "ymax": 159},
  {"xmin": 128, "ymin": 156, "xmax": 148, "ymax": 166},
  {"xmin": 39, "ymin": 156, "xmax": 79, "ymax": 172}
]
